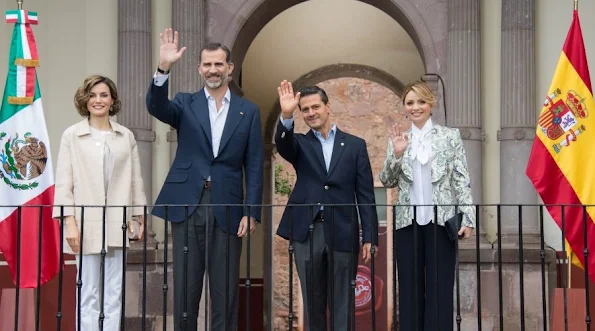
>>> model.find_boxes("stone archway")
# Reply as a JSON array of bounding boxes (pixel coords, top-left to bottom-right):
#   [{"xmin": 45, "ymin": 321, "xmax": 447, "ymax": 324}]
[
  {"xmin": 206, "ymin": 0, "xmax": 445, "ymax": 82},
  {"xmin": 205, "ymin": 1, "xmax": 444, "ymax": 328},
  {"xmin": 263, "ymin": 63, "xmax": 406, "ymax": 144}
]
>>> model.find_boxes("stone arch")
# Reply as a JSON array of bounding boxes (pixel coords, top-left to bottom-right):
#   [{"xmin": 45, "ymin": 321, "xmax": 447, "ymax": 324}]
[
  {"xmin": 263, "ymin": 63, "xmax": 406, "ymax": 144},
  {"xmin": 206, "ymin": 0, "xmax": 443, "ymax": 83}
]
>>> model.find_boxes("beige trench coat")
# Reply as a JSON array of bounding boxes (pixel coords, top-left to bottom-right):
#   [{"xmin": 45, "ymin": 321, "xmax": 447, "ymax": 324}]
[{"xmin": 52, "ymin": 119, "xmax": 147, "ymax": 255}]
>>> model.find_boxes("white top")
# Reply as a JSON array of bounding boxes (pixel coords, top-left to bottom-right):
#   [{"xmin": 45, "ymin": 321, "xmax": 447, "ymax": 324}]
[
  {"xmin": 409, "ymin": 119, "xmax": 434, "ymax": 226},
  {"xmin": 89, "ymin": 126, "xmax": 115, "ymax": 197}
]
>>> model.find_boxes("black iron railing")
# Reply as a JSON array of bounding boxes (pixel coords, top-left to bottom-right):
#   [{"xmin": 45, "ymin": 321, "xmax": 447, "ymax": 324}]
[{"xmin": 0, "ymin": 203, "xmax": 591, "ymax": 331}]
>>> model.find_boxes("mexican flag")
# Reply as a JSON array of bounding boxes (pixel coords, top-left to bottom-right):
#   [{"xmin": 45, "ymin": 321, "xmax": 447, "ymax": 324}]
[{"xmin": 0, "ymin": 9, "xmax": 61, "ymax": 288}]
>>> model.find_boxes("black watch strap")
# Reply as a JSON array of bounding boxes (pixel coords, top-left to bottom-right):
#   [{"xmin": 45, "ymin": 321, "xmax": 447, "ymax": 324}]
[{"xmin": 157, "ymin": 67, "xmax": 170, "ymax": 74}]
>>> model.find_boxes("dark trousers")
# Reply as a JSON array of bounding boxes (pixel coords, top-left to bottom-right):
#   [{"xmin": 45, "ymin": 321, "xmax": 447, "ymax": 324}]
[
  {"xmin": 293, "ymin": 221, "xmax": 358, "ymax": 331},
  {"xmin": 394, "ymin": 222, "xmax": 456, "ymax": 331},
  {"xmin": 171, "ymin": 189, "xmax": 242, "ymax": 331}
]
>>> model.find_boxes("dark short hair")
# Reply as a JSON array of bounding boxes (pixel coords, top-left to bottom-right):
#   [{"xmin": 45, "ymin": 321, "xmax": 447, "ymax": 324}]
[
  {"xmin": 74, "ymin": 75, "xmax": 121, "ymax": 117},
  {"xmin": 298, "ymin": 86, "xmax": 329, "ymax": 109},
  {"xmin": 199, "ymin": 42, "xmax": 232, "ymax": 64}
]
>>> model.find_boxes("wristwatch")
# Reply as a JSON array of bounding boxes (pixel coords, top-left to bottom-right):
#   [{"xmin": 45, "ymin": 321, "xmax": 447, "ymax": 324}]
[{"xmin": 157, "ymin": 67, "xmax": 170, "ymax": 74}]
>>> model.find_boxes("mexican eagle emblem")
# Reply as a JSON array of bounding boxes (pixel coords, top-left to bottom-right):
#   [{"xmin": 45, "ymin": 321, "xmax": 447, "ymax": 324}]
[
  {"xmin": 0, "ymin": 131, "xmax": 47, "ymax": 190},
  {"xmin": 539, "ymin": 88, "xmax": 589, "ymax": 153}
]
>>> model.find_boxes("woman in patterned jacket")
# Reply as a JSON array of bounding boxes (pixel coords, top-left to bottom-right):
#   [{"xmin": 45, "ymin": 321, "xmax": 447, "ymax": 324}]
[{"xmin": 379, "ymin": 81, "xmax": 475, "ymax": 331}]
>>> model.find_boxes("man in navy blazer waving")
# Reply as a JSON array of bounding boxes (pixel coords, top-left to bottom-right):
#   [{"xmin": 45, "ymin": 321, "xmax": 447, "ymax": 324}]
[
  {"xmin": 146, "ymin": 28, "xmax": 263, "ymax": 331},
  {"xmin": 275, "ymin": 80, "xmax": 378, "ymax": 331}
]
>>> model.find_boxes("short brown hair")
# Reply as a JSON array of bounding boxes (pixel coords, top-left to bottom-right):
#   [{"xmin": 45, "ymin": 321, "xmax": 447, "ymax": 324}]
[
  {"xmin": 401, "ymin": 81, "xmax": 436, "ymax": 108},
  {"xmin": 74, "ymin": 75, "xmax": 122, "ymax": 117}
]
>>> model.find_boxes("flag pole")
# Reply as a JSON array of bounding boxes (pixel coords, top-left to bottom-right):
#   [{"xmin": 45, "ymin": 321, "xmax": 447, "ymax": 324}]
[
  {"xmin": 568, "ymin": 251, "xmax": 573, "ymax": 289},
  {"xmin": 17, "ymin": 0, "xmax": 23, "ymax": 10},
  {"xmin": 574, "ymin": 0, "xmax": 578, "ymax": 10}
]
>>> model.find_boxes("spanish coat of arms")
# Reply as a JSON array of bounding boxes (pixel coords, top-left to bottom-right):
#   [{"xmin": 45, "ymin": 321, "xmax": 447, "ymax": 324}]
[
  {"xmin": 539, "ymin": 88, "xmax": 589, "ymax": 153},
  {"xmin": 0, "ymin": 131, "xmax": 47, "ymax": 190}
]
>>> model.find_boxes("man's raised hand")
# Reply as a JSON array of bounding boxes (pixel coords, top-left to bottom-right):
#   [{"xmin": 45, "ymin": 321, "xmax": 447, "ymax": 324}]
[
  {"xmin": 158, "ymin": 28, "xmax": 186, "ymax": 71},
  {"xmin": 278, "ymin": 80, "xmax": 300, "ymax": 119}
]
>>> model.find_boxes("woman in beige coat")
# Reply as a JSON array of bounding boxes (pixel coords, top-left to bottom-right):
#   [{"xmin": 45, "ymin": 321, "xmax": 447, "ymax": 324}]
[{"xmin": 52, "ymin": 75, "xmax": 147, "ymax": 331}]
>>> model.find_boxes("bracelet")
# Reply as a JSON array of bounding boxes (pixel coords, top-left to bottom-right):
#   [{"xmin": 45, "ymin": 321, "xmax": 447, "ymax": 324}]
[{"xmin": 157, "ymin": 66, "xmax": 170, "ymax": 74}]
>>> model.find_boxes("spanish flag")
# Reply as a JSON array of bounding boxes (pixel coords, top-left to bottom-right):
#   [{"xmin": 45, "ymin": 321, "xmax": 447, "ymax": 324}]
[{"xmin": 526, "ymin": 8, "xmax": 595, "ymax": 282}]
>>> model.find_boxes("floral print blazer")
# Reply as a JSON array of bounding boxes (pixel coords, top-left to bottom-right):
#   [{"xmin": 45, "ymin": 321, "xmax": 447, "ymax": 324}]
[{"xmin": 379, "ymin": 124, "xmax": 476, "ymax": 230}]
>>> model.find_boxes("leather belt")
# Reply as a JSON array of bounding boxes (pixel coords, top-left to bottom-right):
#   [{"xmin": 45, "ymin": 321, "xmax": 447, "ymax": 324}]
[{"xmin": 204, "ymin": 180, "xmax": 212, "ymax": 189}]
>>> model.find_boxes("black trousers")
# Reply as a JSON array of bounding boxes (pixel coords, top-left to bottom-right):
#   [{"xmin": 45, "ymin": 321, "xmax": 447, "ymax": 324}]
[
  {"xmin": 293, "ymin": 222, "xmax": 358, "ymax": 331},
  {"xmin": 394, "ymin": 222, "xmax": 456, "ymax": 331},
  {"xmin": 171, "ymin": 189, "xmax": 243, "ymax": 331}
]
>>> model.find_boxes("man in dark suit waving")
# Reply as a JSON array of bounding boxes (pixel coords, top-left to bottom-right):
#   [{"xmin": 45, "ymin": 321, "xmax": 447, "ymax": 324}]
[
  {"xmin": 146, "ymin": 28, "xmax": 263, "ymax": 331},
  {"xmin": 275, "ymin": 80, "xmax": 378, "ymax": 331}
]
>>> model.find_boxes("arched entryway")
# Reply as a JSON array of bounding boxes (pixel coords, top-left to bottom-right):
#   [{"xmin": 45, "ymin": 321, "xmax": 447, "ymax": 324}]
[{"xmin": 205, "ymin": 0, "xmax": 446, "ymax": 329}]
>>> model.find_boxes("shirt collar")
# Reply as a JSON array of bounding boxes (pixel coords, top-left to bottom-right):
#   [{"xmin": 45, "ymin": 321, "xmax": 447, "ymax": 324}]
[
  {"xmin": 204, "ymin": 87, "xmax": 231, "ymax": 103},
  {"xmin": 312, "ymin": 123, "xmax": 337, "ymax": 139},
  {"xmin": 412, "ymin": 119, "xmax": 433, "ymax": 137}
]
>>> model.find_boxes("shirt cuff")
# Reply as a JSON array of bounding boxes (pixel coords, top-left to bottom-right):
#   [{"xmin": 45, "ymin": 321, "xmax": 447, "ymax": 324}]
[
  {"xmin": 280, "ymin": 116, "xmax": 294, "ymax": 130},
  {"xmin": 153, "ymin": 72, "xmax": 169, "ymax": 87}
]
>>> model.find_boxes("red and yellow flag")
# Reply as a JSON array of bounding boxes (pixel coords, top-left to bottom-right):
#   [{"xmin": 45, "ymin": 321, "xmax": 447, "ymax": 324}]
[{"xmin": 527, "ymin": 9, "xmax": 595, "ymax": 282}]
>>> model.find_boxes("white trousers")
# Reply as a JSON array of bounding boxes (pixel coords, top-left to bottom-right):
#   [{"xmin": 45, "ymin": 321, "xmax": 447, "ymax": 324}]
[{"xmin": 75, "ymin": 249, "xmax": 124, "ymax": 331}]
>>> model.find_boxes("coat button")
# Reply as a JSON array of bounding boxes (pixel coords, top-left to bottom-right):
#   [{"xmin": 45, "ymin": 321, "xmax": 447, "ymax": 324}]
[{"xmin": 324, "ymin": 185, "xmax": 329, "ymax": 190}]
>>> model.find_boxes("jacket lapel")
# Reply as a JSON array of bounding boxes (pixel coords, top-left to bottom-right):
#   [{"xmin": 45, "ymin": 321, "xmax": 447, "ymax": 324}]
[
  {"xmin": 191, "ymin": 89, "xmax": 213, "ymax": 150},
  {"xmin": 326, "ymin": 129, "xmax": 346, "ymax": 177},
  {"xmin": 217, "ymin": 93, "xmax": 244, "ymax": 156},
  {"xmin": 307, "ymin": 131, "xmax": 327, "ymax": 173},
  {"xmin": 431, "ymin": 125, "xmax": 446, "ymax": 183}
]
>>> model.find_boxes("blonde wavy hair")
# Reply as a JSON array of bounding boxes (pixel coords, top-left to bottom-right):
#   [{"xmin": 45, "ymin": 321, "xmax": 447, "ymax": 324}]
[{"xmin": 401, "ymin": 81, "xmax": 436, "ymax": 108}]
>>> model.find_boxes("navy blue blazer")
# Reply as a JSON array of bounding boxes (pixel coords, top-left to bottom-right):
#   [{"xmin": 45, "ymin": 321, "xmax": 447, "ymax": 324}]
[
  {"xmin": 274, "ymin": 120, "xmax": 378, "ymax": 252},
  {"xmin": 146, "ymin": 79, "xmax": 263, "ymax": 234}
]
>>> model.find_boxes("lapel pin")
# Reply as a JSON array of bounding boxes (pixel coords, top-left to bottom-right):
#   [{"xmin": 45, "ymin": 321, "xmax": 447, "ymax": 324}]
[{"xmin": 341, "ymin": 142, "xmax": 344, "ymax": 146}]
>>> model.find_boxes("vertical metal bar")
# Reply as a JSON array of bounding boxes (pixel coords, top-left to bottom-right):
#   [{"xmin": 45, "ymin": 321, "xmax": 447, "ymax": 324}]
[
  {"xmin": 497, "ymin": 204, "xmax": 503, "ymax": 331},
  {"xmin": 288, "ymin": 206, "xmax": 294, "ymax": 328},
  {"xmin": 35, "ymin": 206, "xmax": 43, "ymax": 331},
  {"xmin": 413, "ymin": 206, "xmax": 418, "ymax": 331},
  {"xmin": 455, "ymin": 207, "xmax": 461, "ymax": 331},
  {"xmin": 434, "ymin": 206, "xmax": 439, "ymax": 327},
  {"xmin": 204, "ymin": 201, "xmax": 210, "ymax": 331},
  {"xmin": 77, "ymin": 207, "xmax": 85, "ymax": 331},
  {"xmin": 561, "ymin": 205, "xmax": 569, "ymax": 331},
  {"xmin": 246, "ymin": 206, "xmax": 252, "ymax": 331},
  {"xmin": 475, "ymin": 206, "xmax": 482, "ymax": 331},
  {"xmin": 225, "ymin": 206, "xmax": 230, "ymax": 331},
  {"xmin": 183, "ymin": 205, "xmax": 189, "ymax": 330},
  {"xmin": 163, "ymin": 206, "xmax": 169, "ymax": 331},
  {"xmin": 56, "ymin": 206, "xmax": 65, "ymax": 331},
  {"xmin": 583, "ymin": 205, "xmax": 592, "ymax": 330},
  {"xmin": 392, "ymin": 205, "xmax": 397, "ymax": 331},
  {"xmin": 15, "ymin": 207, "xmax": 22, "ymax": 331},
  {"xmin": 518, "ymin": 205, "xmax": 525, "ymax": 331},
  {"xmin": 350, "ymin": 206, "xmax": 356, "ymax": 331},
  {"xmin": 99, "ymin": 206, "xmax": 107, "ymax": 331},
  {"xmin": 308, "ymin": 205, "xmax": 314, "ymax": 331},
  {"xmin": 539, "ymin": 206, "xmax": 547, "ymax": 331},
  {"xmin": 330, "ymin": 205, "xmax": 335, "ymax": 331},
  {"xmin": 120, "ymin": 206, "xmax": 127, "ymax": 331},
  {"xmin": 371, "ymin": 204, "xmax": 377, "ymax": 331},
  {"xmin": 142, "ymin": 206, "xmax": 148, "ymax": 331}
]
